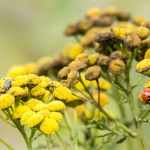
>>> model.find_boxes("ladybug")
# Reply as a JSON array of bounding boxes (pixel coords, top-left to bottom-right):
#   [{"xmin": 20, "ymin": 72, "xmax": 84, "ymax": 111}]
[{"xmin": 141, "ymin": 88, "xmax": 150, "ymax": 103}]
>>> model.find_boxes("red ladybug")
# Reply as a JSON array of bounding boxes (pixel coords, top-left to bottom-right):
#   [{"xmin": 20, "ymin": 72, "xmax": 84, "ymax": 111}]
[{"xmin": 141, "ymin": 88, "xmax": 150, "ymax": 103}]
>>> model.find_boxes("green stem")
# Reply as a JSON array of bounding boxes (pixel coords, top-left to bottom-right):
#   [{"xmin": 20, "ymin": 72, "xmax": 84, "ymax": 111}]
[
  {"xmin": 0, "ymin": 138, "xmax": 15, "ymax": 150},
  {"xmin": 79, "ymin": 74, "xmax": 137, "ymax": 137},
  {"xmin": 125, "ymin": 51, "xmax": 146, "ymax": 150},
  {"xmin": 140, "ymin": 108, "xmax": 150, "ymax": 119},
  {"xmin": 56, "ymin": 132, "xmax": 68, "ymax": 150},
  {"xmin": 45, "ymin": 135, "xmax": 51, "ymax": 150}
]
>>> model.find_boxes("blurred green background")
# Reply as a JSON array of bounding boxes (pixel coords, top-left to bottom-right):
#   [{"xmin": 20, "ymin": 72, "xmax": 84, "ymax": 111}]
[{"xmin": 0, "ymin": 0, "xmax": 150, "ymax": 149}]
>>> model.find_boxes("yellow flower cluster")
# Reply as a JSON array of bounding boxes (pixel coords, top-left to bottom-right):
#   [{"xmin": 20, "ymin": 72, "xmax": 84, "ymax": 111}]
[{"xmin": 0, "ymin": 74, "xmax": 68, "ymax": 135}]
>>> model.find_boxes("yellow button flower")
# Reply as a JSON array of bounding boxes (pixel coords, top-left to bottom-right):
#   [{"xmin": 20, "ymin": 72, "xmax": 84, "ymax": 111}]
[
  {"xmin": 11, "ymin": 75, "xmax": 29, "ymax": 87},
  {"xmin": 49, "ymin": 112, "xmax": 63, "ymax": 122},
  {"xmin": 47, "ymin": 100, "xmax": 66, "ymax": 111},
  {"xmin": 21, "ymin": 111, "xmax": 36, "ymax": 125},
  {"xmin": 92, "ymin": 78, "xmax": 111, "ymax": 90},
  {"xmin": 38, "ymin": 110, "xmax": 51, "ymax": 119},
  {"xmin": 40, "ymin": 118, "xmax": 59, "ymax": 134},
  {"xmin": 75, "ymin": 72, "xmax": 90, "ymax": 90},
  {"xmin": 25, "ymin": 98, "xmax": 43, "ymax": 110},
  {"xmin": 13, "ymin": 105, "xmax": 31, "ymax": 119},
  {"xmin": 27, "ymin": 113, "xmax": 44, "ymax": 128},
  {"xmin": 33, "ymin": 103, "xmax": 48, "ymax": 111},
  {"xmin": 25, "ymin": 74, "xmax": 40, "ymax": 85},
  {"xmin": 31, "ymin": 86, "xmax": 47, "ymax": 97},
  {"xmin": 7, "ymin": 87, "xmax": 27, "ymax": 96},
  {"xmin": 62, "ymin": 43, "xmax": 84, "ymax": 60},
  {"xmin": 136, "ymin": 59, "xmax": 150, "ymax": 76},
  {"xmin": 7, "ymin": 65, "xmax": 28, "ymax": 77},
  {"xmin": 0, "ymin": 94, "xmax": 15, "ymax": 110},
  {"xmin": 53, "ymin": 87, "xmax": 72, "ymax": 100},
  {"xmin": 93, "ymin": 91, "xmax": 109, "ymax": 107}
]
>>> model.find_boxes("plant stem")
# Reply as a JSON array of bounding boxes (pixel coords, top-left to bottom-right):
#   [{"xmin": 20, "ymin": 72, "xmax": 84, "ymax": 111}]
[
  {"xmin": 45, "ymin": 135, "xmax": 51, "ymax": 150},
  {"xmin": 56, "ymin": 132, "xmax": 68, "ymax": 150},
  {"xmin": 140, "ymin": 108, "xmax": 150, "ymax": 119},
  {"xmin": 0, "ymin": 138, "xmax": 15, "ymax": 150}
]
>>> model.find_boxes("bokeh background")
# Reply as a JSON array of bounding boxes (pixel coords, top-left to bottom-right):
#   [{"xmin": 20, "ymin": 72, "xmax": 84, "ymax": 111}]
[{"xmin": 0, "ymin": 0, "xmax": 150, "ymax": 149}]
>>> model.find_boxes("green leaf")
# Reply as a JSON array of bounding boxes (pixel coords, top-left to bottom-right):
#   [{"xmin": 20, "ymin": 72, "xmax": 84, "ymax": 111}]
[
  {"xmin": 115, "ymin": 135, "xmax": 126, "ymax": 144},
  {"xmin": 65, "ymin": 100, "xmax": 83, "ymax": 107}
]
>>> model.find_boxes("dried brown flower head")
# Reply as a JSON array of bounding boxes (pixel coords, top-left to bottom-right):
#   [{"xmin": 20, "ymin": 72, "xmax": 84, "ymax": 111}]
[{"xmin": 85, "ymin": 66, "xmax": 101, "ymax": 80}]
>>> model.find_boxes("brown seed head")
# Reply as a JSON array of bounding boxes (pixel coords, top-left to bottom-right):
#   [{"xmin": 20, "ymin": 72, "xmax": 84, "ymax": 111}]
[
  {"xmin": 75, "ymin": 53, "xmax": 89, "ymax": 64},
  {"xmin": 110, "ymin": 51, "xmax": 126, "ymax": 60},
  {"xmin": 141, "ymin": 20, "xmax": 150, "ymax": 30},
  {"xmin": 117, "ymin": 10, "xmax": 131, "ymax": 21},
  {"xmin": 58, "ymin": 67, "xmax": 69, "ymax": 79},
  {"xmin": 85, "ymin": 66, "xmax": 101, "ymax": 80},
  {"xmin": 97, "ymin": 55, "xmax": 110, "ymax": 66}
]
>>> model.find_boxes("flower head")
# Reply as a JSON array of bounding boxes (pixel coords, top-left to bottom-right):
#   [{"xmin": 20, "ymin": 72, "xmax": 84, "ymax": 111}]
[
  {"xmin": 109, "ymin": 59, "xmax": 125, "ymax": 75},
  {"xmin": 7, "ymin": 87, "xmax": 27, "ymax": 97},
  {"xmin": 136, "ymin": 59, "xmax": 150, "ymax": 76},
  {"xmin": 53, "ymin": 87, "xmax": 72, "ymax": 100},
  {"xmin": 21, "ymin": 111, "xmax": 36, "ymax": 125},
  {"xmin": 27, "ymin": 113, "xmax": 44, "ymax": 127},
  {"xmin": 49, "ymin": 112, "xmax": 63, "ymax": 122},
  {"xmin": 0, "ymin": 94, "xmax": 15, "ymax": 110},
  {"xmin": 85, "ymin": 66, "xmax": 101, "ymax": 80},
  {"xmin": 47, "ymin": 100, "xmax": 66, "ymax": 111},
  {"xmin": 13, "ymin": 105, "xmax": 31, "ymax": 119},
  {"xmin": 40, "ymin": 118, "xmax": 59, "ymax": 134}
]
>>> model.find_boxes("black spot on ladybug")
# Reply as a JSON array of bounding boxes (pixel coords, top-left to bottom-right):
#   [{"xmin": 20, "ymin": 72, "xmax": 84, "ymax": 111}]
[{"xmin": 4, "ymin": 79, "xmax": 11, "ymax": 90}]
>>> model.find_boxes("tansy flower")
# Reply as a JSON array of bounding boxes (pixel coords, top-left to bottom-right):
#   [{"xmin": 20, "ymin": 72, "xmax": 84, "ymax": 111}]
[
  {"xmin": 88, "ymin": 53, "xmax": 100, "ymax": 66},
  {"xmin": 132, "ymin": 27, "xmax": 150, "ymax": 40},
  {"xmin": 25, "ymin": 98, "xmax": 43, "ymax": 110},
  {"xmin": 40, "ymin": 118, "xmax": 59, "ymax": 134},
  {"xmin": 43, "ymin": 91, "xmax": 51, "ymax": 102},
  {"xmin": 49, "ymin": 112, "xmax": 63, "ymax": 122},
  {"xmin": 0, "ymin": 94, "xmax": 15, "ymax": 110},
  {"xmin": 7, "ymin": 65, "xmax": 28, "ymax": 77},
  {"xmin": 21, "ymin": 111, "xmax": 36, "ymax": 125},
  {"xmin": 97, "ymin": 55, "xmax": 110, "ymax": 66},
  {"xmin": 93, "ymin": 91, "xmax": 109, "ymax": 106},
  {"xmin": 75, "ymin": 72, "xmax": 90, "ymax": 90},
  {"xmin": 27, "ymin": 113, "xmax": 44, "ymax": 128},
  {"xmin": 86, "ymin": 7, "xmax": 102, "ymax": 18},
  {"xmin": 75, "ymin": 53, "xmax": 89, "ymax": 64},
  {"xmin": 85, "ymin": 66, "xmax": 101, "ymax": 80},
  {"xmin": 112, "ymin": 27, "xmax": 131, "ymax": 39},
  {"xmin": 53, "ymin": 87, "xmax": 72, "ymax": 100},
  {"xmin": 38, "ymin": 110, "xmax": 51, "ymax": 119},
  {"xmin": 136, "ymin": 59, "xmax": 150, "ymax": 76},
  {"xmin": 11, "ymin": 75, "xmax": 29, "ymax": 87},
  {"xmin": 47, "ymin": 100, "xmax": 66, "ymax": 111},
  {"xmin": 144, "ymin": 78, "xmax": 150, "ymax": 88},
  {"xmin": 92, "ymin": 77, "xmax": 111, "ymax": 90},
  {"xmin": 67, "ymin": 60, "xmax": 87, "ymax": 72},
  {"xmin": 7, "ymin": 87, "xmax": 27, "ymax": 96},
  {"xmin": 31, "ymin": 86, "xmax": 47, "ymax": 97},
  {"xmin": 58, "ymin": 67, "xmax": 69, "ymax": 79},
  {"xmin": 48, "ymin": 81, "xmax": 62, "ymax": 88},
  {"xmin": 62, "ymin": 43, "xmax": 84, "ymax": 60},
  {"xmin": 25, "ymin": 74, "xmax": 40, "ymax": 85},
  {"xmin": 25, "ymin": 62, "xmax": 39, "ymax": 75},
  {"xmin": 132, "ymin": 16, "xmax": 147, "ymax": 26},
  {"xmin": 123, "ymin": 33, "xmax": 141, "ymax": 48},
  {"xmin": 33, "ymin": 103, "xmax": 48, "ymax": 111},
  {"xmin": 39, "ymin": 76, "xmax": 51, "ymax": 83},
  {"xmin": 109, "ymin": 59, "xmax": 125, "ymax": 75},
  {"xmin": 13, "ymin": 105, "xmax": 31, "ymax": 119},
  {"xmin": 144, "ymin": 48, "xmax": 150, "ymax": 59}
]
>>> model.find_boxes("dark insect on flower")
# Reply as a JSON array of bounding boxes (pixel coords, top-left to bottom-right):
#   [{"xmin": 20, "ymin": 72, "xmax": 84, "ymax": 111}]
[{"xmin": 4, "ymin": 79, "xmax": 12, "ymax": 90}]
